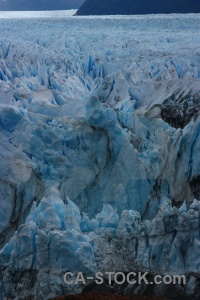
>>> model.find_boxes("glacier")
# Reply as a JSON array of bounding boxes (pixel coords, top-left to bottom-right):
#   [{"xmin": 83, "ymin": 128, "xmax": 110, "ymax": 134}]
[{"xmin": 0, "ymin": 12, "xmax": 200, "ymax": 299}]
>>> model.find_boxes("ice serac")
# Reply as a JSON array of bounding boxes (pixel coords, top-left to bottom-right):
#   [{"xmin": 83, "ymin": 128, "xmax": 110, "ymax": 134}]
[
  {"xmin": 0, "ymin": 190, "xmax": 96, "ymax": 299},
  {"xmin": 0, "ymin": 13, "xmax": 200, "ymax": 300},
  {"xmin": 87, "ymin": 197, "xmax": 200, "ymax": 274}
]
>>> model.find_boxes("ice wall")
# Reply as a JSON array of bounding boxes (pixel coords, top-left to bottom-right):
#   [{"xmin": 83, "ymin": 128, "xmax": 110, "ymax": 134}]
[
  {"xmin": 0, "ymin": 13, "xmax": 199, "ymax": 299},
  {"xmin": 1, "ymin": 195, "xmax": 200, "ymax": 299}
]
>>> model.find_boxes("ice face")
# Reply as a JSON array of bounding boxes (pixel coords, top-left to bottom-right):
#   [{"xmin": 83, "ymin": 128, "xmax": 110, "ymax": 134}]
[
  {"xmin": 0, "ymin": 12, "xmax": 199, "ymax": 299},
  {"xmin": 0, "ymin": 190, "xmax": 96, "ymax": 273},
  {"xmin": 1, "ymin": 195, "xmax": 200, "ymax": 299}
]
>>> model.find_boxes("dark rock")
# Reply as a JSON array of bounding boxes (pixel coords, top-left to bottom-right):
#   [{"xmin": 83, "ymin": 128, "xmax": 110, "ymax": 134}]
[
  {"xmin": 76, "ymin": 0, "xmax": 200, "ymax": 16},
  {"xmin": 160, "ymin": 92, "xmax": 200, "ymax": 129}
]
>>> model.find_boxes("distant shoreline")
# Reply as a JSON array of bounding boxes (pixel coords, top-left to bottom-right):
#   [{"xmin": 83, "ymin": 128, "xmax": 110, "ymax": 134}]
[{"xmin": 0, "ymin": 10, "xmax": 200, "ymax": 20}]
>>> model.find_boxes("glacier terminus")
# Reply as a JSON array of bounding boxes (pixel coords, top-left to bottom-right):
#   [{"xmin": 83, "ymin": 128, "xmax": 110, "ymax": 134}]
[{"xmin": 0, "ymin": 11, "xmax": 200, "ymax": 300}]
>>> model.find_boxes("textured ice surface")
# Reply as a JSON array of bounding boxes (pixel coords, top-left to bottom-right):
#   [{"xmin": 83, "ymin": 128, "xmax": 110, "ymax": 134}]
[{"xmin": 0, "ymin": 12, "xmax": 200, "ymax": 299}]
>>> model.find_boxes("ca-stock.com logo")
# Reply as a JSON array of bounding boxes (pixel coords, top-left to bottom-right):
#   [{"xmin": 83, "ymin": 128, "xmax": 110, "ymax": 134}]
[{"xmin": 64, "ymin": 271, "xmax": 186, "ymax": 286}]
